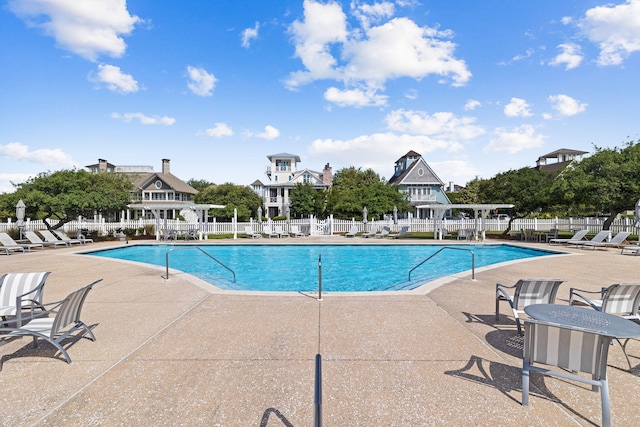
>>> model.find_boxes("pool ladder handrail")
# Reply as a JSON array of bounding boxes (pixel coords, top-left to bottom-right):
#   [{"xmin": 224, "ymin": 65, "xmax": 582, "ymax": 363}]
[
  {"xmin": 409, "ymin": 247, "xmax": 475, "ymax": 281},
  {"xmin": 164, "ymin": 247, "xmax": 236, "ymax": 282}
]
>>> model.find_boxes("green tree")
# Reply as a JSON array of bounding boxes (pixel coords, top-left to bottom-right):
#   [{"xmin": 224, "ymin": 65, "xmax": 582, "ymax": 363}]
[
  {"xmin": 194, "ymin": 182, "xmax": 263, "ymax": 221},
  {"xmin": 289, "ymin": 182, "xmax": 326, "ymax": 218},
  {"xmin": 1, "ymin": 169, "xmax": 134, "ymax": 229},
  {"xmin": 326, "ymin": 167, "xmax": 410, "ymax": 219},
  {"xmin": 456, "ymin": 168, "xmax": 558, "ymax": 233},
  {"xmin": 187, "ymin": 178, "xmax": 214, "ymax": 192},
  {"xmin": 555, "ymin": 141, "xmax": 640, "ymax": 229}
]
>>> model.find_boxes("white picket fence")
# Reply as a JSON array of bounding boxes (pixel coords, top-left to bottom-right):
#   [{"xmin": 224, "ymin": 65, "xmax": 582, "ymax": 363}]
[{"xmin": 2, "ymin": 215, "xmax": 638, "ymax": 238}]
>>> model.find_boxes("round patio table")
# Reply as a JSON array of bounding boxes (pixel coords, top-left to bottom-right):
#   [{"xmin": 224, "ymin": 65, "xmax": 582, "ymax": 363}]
[{"xmin": 524, "ymin": 304, "xmax": 640, "ymax": 338}]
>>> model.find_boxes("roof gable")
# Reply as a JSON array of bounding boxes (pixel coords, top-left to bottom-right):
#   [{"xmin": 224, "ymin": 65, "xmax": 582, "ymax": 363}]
[
  {"xmin": 133, "ymin": 173, "xmax": 197, "ymax": 194},
  {"xmin": 390, "ymin": 158, "xmax": 444, "ymax": 185}
]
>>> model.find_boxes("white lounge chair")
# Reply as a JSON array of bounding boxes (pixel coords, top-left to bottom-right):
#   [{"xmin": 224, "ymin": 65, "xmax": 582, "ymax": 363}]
[
  {"xmin": 54, "ymin": 229, "xmax": 93, "ymax": 244},
  {"xmin": 362, "ymin": 225, "xmax": 378, "ymax": 238},
  {"xmin": 548, "ymin": 229, "xmax": 588, "ymax": 245},
  {"xmin": 0, "ymin": 272, "xmax": 50, "ymax": 326},
  {"xmin": 274, "ymin": 226, "xmax": 289, "ymax": 238},
  {"xmin": 620, "ymin": 244, "xmax": 640, "ymax": 256},
  {"xmin": 0, "ymin": 279, "xmax": 101, "ymax": 364},
  {"xmin": 375, "ymin": 227, "xmax": 390, "ymax": 238},
  {"xmin": 24, "ymin": 231, "xmax": 68, "ymax": 249},
  {"xmin": 0, "ymin": 232, "xmax": 43, "ymax": 253},
  {"xmin": 567, "ymin": 230, "xmax": 610, "ymax": 248},
  {"xmin": 244, "ymin": 226, "xmax": 262, "ymax": 239},
  {"xmin": 345, "ymin": 225, "xmax": 359, "ymax": 237},
  {"xmin": 579, "ymin": 231, "xmax": 631, "ymax": 250},
  {"xmin": 387, "ymin": 226, "xmax": 408, "ymax": 239},
  {"xmin": 495, "ymin": 278, "xmax": 565, "ymax": 335},
  {"xmin": 262, "ymin": 225, "xmax": 279, "ymax": 238},
  {"xmin": 40, "ymin": 229, "xmax": 80, "ymax": 246},
  {"xmin": 290, "ymin": 225, "xmax": 305, "ymax": 237}
]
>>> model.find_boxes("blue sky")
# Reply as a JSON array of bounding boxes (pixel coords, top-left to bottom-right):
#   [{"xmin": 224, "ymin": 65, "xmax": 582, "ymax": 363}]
[{"xmin": 2, "ymin": 0, "xmax": 640, "ymax": 193}]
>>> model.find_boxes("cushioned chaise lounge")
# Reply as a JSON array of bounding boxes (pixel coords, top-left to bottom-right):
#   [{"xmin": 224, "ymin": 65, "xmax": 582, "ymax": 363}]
[
  {"xmin": 0, "ymin": 232, "xmax": 44, "ymax": 253},
  {"xmin": 54, "ymin": 230, "xmax": 91, "ymax": 244},
  {"xmin": 24, "ymin": 231, "xmax": 68, "ymax": 249},
  {"xmin": 578, "ymin": 231, "xmax": 631, "ymax": 250},
  {"xmin": 567, "ymin": 230, "xmax": 610, "ymax": 248},
  {"xmin": 548, "ymin": 229, "xmax": 588, "ymax": 245}
]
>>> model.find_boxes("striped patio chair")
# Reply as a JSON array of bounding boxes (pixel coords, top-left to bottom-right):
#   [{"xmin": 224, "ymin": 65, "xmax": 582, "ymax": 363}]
[
  {"xmin": 0, "ymin": 279, "xmax": 101, "ymax": 363},
  {"xmin": 522, "ymin": 319, "xmax": 613, "ymax": 427},
  {"xmin": 0, "ymin": 272, "xmax": 50, "ymax": 326},
  {"xmin": 495, "ymin": 278, "xmax": 565, "ymax": 335},
  {"xmin": 569, "ymin": 283, "xmax": 640, "ymax": 368}
]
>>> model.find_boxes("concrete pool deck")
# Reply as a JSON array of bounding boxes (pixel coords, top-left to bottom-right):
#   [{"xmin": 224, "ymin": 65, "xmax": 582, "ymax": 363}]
[{"xmin": 0, "ymin": 237, "xmax": 639, "ymax": 426}]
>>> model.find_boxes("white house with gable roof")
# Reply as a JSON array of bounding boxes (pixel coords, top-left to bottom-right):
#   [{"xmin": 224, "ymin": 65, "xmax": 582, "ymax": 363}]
[{"xmin": 255, "ymin": 153, "xmax": 332, "ymax": 218}]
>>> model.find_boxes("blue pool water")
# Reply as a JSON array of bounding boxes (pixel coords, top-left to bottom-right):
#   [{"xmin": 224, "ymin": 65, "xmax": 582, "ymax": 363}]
[{"xmin": 85, "ymin": 244, "xmax": 559, "ymax": 292}]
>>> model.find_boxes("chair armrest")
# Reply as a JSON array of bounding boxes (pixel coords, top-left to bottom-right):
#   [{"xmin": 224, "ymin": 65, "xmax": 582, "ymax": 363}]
[
  {"xmin": 496, "ymin": 282, "xmax": 516, "ymax": 294},
  {"xmin": 495, "ymin": 284, "xmax": 515, "ymax": 304},
  {"xmin": 568, "ymin": 287, "xmax": 601, "ymax": 307}
]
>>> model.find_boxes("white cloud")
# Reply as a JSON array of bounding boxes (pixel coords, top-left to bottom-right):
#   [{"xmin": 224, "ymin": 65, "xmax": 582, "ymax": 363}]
[
  {"xmin": 549, "ymin": 43, "xmax": 583, "ymax": 70},
  {"xmin": 89, "ymin": 64, "xmax": 138, "ymax": 93},
  {"xmin": 0, "ymin": 142, "xmax": 75, "ymax": 166},
  {"xmin": 484, "ymin": 125, "xmax": 546, "ymax": 154},
  {"xmin": 548, "ymin": 94, "xmax": 587, "ymax": 116},
  {"xmin": 513, "ymin": 48, "xmax": 535, "ymax": 62},
  {"xmin": 464, "ymin": 99, "xmax": 481, "ymax": 111},
  {"xmin": 241, "ymin": 22, "xmax": 259, "ymax": 48},
  {"xmin": 205, "ymin": 123, "xmax": 234, "ymax": 138},
  {"xmin": 0, "ymin": 173, "xmax": 34, "ymax": 193},
  {"xmin": 578, "ymin": 0, "xmax": 640, "ymax": 66},
  {"xmin": 342, "ymin": 17, "xmax": 471, "ymax": 86},
  {"xmin": 186, "ymin": 66, "xmax": 217, "ymax": 97},
  {"xmin": 8, "ymin": 0, "xmax": 141, "ymax": 61},
  {"xmin": 504, "ymin": 98, "xmax": 533, "ymax": 117},
  {"xmin": 324, "ymin": 86, "xmax": 388, "ymax": 107},
  {"xmin": 286, "ymin": 0, "xmax": 348, "ymax": 89},
  {"xmin": 429, "ymin": 159, "xmax": 480, "ymax": 184},
  {"xmin": 351, "ymin": 0, "xmax": 395, "ymax": 29},
  {"xmin": 245, "ymin": 125, "xmax": 280, "ymax": 140},
  {"xmin": 286, "ymin": 0, "xmax": 471, "ymax": 104},
  {"xmin": 308, "ymin": 132, "xmax": 458, "ymax": 178},
  {"xmin": 111, "ymin": 112, "xmax": 175, "ymax": 125},
  {"xmin": 384, "ymin": 109, "xmax": 484, "ymax": 143}
]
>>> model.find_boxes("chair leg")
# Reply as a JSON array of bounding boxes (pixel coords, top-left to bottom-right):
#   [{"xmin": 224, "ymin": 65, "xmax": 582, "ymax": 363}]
[
  {"xmin": 600, "ymin": 379, "xmax": 611, "ymax": 427},
  {"xmin": 515, "ymin": 316, "xmax": 524, "ymax": 336},
  {"xmin": 618, "ymin": 338, "xmax": 633, "ymax": 370},
  {"xmin": 521, "ymin": 367, "xmax": 530, "ymax": 406}
]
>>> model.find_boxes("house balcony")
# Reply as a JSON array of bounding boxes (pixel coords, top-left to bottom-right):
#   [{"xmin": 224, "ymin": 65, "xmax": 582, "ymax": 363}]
[
  {"xmin": 407, "ymin": 194, "xmax": 437, "ymax": 202},
  {"xmin": 266, "ymin": 166, "xmax": 292, "ymax": 174}
]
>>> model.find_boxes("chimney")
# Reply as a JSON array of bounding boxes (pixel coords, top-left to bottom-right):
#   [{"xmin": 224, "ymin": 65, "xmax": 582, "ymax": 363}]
[
  {"xmin": 322, "ymin": 163, "xmax": 333, "ymax": 187},
  {"xmin": 99, "ymin": 159, "xmax": 107, "ymax": 172},
  {"xmin": 162, "ymin": 159, "xmax": 170, "ymax": 174}
]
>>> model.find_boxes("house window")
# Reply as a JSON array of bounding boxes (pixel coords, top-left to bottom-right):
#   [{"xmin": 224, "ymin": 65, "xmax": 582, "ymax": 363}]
[
  {"xmin": 151, "ymin": 193, "xmax": 166, "ymax": 200},
  {"xmin": 303, "ymin": 173, "xmax": 311, "ymax": 183},
  {"xmin": 276, "ymin": 160, "xmax": 290, "ymax": 172},
  {"xmin": 155, "ymin": 180, "xmax": 163, "ymax": 189}
]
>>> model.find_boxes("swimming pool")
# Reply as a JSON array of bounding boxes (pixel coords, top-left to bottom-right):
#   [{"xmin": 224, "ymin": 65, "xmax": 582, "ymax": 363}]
[{"xmin": 85, "ymin": 244, "xmax": 560, "ymax": 292}]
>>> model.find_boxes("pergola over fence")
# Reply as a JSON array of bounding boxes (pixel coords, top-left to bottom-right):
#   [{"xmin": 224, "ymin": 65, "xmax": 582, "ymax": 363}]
[{"xmin": 416, "ymin": 203, "xmax": 514, "ymax": 240}]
